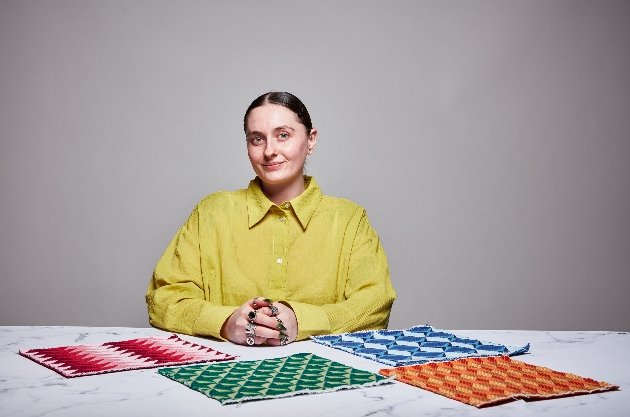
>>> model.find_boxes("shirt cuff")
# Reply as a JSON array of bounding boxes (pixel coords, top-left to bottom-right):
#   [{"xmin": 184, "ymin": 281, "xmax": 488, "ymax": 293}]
[
  {"xmin": 280, "ymin": 300, "xmax": 331, "ymax": 341},
  {"xmin": 193, "ymin": 304, "xmax": 238, "ymax": 341}
]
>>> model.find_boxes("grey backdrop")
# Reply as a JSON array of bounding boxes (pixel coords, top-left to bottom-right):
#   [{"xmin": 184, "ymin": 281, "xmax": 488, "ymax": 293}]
[{"xmin": 1, "ymin": 1, "xmax": 629, "ymax": 331}]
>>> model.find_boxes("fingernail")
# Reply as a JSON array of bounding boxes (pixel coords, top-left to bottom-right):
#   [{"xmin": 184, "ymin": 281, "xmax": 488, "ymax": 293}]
[
  {"xmin": 279, "ymin": 332, "xmax": 288, "ymax": 339},
  {"xmin": 264, "ymin": 298, "xmax": 273, "ymax": 303},
  {"xmin": 277, "ymin": 322, "xmax": 287, "ymax": 331}
]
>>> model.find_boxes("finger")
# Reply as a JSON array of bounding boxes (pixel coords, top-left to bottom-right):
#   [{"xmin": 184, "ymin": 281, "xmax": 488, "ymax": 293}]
[
  {"xmin": 250, "ymin": 325, "xmax": 283, "ymax": 340},
  {"xmin": 242, "ymin": 336, "xmax": 268, "ymax": 346},
  {"xmin": 266, "ymin": 331, "xmax": 290, "ymax": 345},
  {"xmin": 242, "ymin": 318, "xmax": 281, "ymax": 337},
  {"xmin": 256, "ymin": 305, "xmax": 282, "ymax": 318},
  {"xmin": 253, "ymin": 313, "xmax": 286, "ymax": 331},
  {"xmin": 241, "ymin": 322, "xmax": 268, "ymax": 346},
  {"xmin": 266, "ymin": 338, "xmax": 281, "ymax": 346},
  {"xmin": 244, "ymin": 308, "xmax": 262, "ymax": 324},
  {"xmin": 254, "ymin": 298, "xmax": 273, "ymax": 308},
  {"xmin": 248, "ymin": 297, "xmax": 263, "ymax": 309}
]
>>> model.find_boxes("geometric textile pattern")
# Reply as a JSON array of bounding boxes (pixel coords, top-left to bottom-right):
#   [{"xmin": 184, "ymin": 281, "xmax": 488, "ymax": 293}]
[
  {"xmin": 19, "ymin": 334, "xmax": 237, "ymax": 378},
  {"xmin": 158, "ymin": 353, "xmax": 392, "ymax": 404},
  {"xmin": 311, "ymin": 325, "xmax": 530, "ymax": 367},
  {"xmin": 380, "ymin": 355, "xmax": 619, "ymax": 408}
]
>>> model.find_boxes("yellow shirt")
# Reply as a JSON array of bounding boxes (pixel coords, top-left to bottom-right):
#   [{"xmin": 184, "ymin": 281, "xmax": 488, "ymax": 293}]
[{"xmin": 146, "ymin": 176, "xmax": 396, "ymax": 341}]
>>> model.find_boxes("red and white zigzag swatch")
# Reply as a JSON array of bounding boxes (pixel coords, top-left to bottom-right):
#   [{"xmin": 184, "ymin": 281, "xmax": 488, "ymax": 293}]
[{"xmin": 20, "ymin": 334, "xmax": 237, "ymax": 378}]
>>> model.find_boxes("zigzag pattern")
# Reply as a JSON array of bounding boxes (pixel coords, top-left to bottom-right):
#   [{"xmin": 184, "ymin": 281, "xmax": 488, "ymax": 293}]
[
  {"xmin": 20, "ymin": 334, "xmax": 237, "ymax": 377},
  {"xmin": 380, "ymin": 355, "xmax": 618, "ymax": 408},
  {"xmin": 159, "ymin": 352, "xmax": 392, "ymax": 404},
  {"xmin": 312, "ymin": 325, "xmax": 530, "ymax": 367}
]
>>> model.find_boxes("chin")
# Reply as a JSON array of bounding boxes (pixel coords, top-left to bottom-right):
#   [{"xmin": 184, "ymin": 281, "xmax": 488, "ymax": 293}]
[
  {"xmin": 260, "ymin": 176, "xmax": 289, "ymax": 185},
  {"xmin": 258, "ymin": 172, "xmax": 301, "ymax": 186}
]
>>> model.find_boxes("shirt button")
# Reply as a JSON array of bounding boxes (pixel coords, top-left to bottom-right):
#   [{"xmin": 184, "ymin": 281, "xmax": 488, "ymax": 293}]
[
  {"xmin": 277, "ymin": 258, "xmax": 283, "ymax": 264},
  {"xmin": 278, "ymin": 216, "xmax": 285, "ymax": 222},
  {"xmin": 284, "ymin": 203, "xmax": 290, "ymax": 208}
]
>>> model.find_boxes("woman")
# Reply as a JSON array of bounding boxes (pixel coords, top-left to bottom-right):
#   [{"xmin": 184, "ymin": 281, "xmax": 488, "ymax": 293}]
[{"xmin": 147, "ymin": 92, "xmax": 396, "ymax": 346}]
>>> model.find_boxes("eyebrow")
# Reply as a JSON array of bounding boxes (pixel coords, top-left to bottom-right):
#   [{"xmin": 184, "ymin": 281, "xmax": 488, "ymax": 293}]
[
  {"xmin": 246, "ymin": 126, "xmax": 296, "ymax": 136},
  {"xmin": 274, "ymin": 125, "xmax": 295, "ymax": 132}
]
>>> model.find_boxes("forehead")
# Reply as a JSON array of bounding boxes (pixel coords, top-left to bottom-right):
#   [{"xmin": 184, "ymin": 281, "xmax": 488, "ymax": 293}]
[{"xmin": 245, "ymin": 104, "xmax": 302, "ymax": 133}]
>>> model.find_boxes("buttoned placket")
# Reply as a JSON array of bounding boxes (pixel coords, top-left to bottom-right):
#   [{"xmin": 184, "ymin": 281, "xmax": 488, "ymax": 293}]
[{"xmin": 267, "ymin": 203, "xmax": 290, "ymax": 299}]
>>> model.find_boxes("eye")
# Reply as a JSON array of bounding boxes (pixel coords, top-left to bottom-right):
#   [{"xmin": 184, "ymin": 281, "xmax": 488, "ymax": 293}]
[
  {"xmin": 278, "ymin": 132, "xmax": 289, "ymax": 140},
  {"xmin": 250, "ymin": 137, "xmax": 263, "ymax": 145}
]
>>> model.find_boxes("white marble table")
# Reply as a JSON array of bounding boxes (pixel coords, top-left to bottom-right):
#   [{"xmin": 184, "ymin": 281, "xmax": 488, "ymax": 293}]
[{"xmin": 0, "ymin": 326, "xmax": 627, "ymax": 416}]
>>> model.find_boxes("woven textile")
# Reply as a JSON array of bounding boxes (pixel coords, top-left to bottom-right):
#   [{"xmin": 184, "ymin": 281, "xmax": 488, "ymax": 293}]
[
  {"xmin": 311, "ymin": 325, "xmax": 529, "ymax": 367},
  {"xmin": 380, "ymin": 355, "xmax": 618, "ymax": 408},
  {"xmin": 158, "ymin": 352, "xmax": 392, "ymax": 404},
  {"xmin": 19, "ymin": 334, "xmax": 237, "ymax": 378}
]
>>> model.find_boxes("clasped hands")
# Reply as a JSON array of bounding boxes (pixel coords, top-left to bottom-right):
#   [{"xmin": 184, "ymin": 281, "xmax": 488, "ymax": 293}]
[{"xmin": 221, "ymin": 297, "xmax": 298, "ymax": 346}]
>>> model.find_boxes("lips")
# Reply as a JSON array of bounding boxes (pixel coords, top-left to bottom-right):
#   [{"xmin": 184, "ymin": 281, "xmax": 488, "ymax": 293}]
[{"xmin": 262, "ymin": 161, "xmax": 285, "ymax": 170}]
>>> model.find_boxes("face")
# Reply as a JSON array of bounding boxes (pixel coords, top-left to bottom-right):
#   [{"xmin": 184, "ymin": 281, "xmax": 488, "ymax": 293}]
[{"xmin": 245, "ymin": 104, "xmax": 317, "ymax": 189}]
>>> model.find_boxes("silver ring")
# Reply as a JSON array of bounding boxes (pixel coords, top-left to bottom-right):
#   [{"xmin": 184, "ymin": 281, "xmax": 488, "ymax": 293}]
[
  {"xmin": 276, "ymin": 317, "xmax": 286, "ymax": 331},
  {"xmin": 253, "ymin": 297, "xmax": 258, "ymax": 308},
  {"xmin": 269, "ymin": 304, "xmax": 279, "ymax": 317},
  {"xmin": 248, "ymin": 309, "xmax": 257, "ymax": 323},
  {"xmin": 245, "ymin": 323, "xmax": 256, "ymax": 346},
  {"xmin": 281, "ymin": 338, "xmax": 288, "ymax": 346}
]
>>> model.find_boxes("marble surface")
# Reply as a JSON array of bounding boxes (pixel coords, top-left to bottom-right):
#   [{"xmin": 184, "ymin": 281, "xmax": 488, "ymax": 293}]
[{"xmin": 0, "ymin": 326, "xmax": 627, "ymax": 417}]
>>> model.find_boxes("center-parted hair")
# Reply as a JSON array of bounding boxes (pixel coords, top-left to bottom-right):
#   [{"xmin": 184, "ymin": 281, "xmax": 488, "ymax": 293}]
[{"xmin": 244, "ymin": 92, "xmax": 313, "ymax": 133}]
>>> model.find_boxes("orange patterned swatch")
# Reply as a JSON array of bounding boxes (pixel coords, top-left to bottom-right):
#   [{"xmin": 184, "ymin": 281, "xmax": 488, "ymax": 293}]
[{"xmin": 380, "ymin": 355, "xmax": 618, "ymax": 408}]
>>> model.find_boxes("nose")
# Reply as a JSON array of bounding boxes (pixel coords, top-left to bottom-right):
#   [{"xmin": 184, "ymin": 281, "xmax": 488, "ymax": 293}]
[{"xmin": 264, "ymin": 140, "xmax": 278, "ymax": 157}]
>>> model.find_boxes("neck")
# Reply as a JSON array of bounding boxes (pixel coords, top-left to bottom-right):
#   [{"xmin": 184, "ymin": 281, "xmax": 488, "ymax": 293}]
[{"xmin": 260, "ymin": 175, "xmax": 306, "ymax": 205}]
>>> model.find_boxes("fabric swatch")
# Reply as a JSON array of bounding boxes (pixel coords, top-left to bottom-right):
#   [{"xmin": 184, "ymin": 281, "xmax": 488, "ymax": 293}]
[
  {"xmin": 158, "ymin": 352, "xmax": 392, "ymax": 404},
  {"xmin": 380, "ymin": 355, "xmax": 618, "ymax": 408},
  {"xmin": 311, "ymin": 325, "xmax": 529, "ymax": 367},
  {"xmin": 19, "ymin": 334, "xmax": 237, "ymax": 378}
]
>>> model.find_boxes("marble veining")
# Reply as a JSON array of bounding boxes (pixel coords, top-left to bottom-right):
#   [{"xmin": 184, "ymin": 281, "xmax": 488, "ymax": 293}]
[{"xmin": 1, "ymin": 326, "xmax": 628, "ymax": 416}]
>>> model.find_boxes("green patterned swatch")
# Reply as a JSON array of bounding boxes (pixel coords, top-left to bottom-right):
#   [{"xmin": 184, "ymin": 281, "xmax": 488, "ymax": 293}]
[{"xmin": 158, "ymin": 352, "xmax": 392, "ymax": 404}]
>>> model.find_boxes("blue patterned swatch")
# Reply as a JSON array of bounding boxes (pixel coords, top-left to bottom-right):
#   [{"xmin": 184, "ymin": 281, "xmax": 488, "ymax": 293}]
[{"xmin": 311, "ymin": 325, "xmax": 530, "ymax": 367}]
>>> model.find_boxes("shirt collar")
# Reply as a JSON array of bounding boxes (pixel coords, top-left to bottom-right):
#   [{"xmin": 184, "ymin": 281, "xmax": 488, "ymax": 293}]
[{"xmin": 246, "ymin": 176, "xmax": 323, "ymax": 229}]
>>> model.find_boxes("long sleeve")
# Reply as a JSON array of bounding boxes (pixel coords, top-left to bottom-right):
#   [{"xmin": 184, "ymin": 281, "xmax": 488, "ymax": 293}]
[
  {"xmin": 284, "ymin": 210, "xmax": 396, "ymax": 340},
  {"xmin": 146, "ymin": 177, "xmax": 396, "ymax": 343},
  {"xmin": 146, "ymin": 207, "xmax": 236, "ymax": 340}
]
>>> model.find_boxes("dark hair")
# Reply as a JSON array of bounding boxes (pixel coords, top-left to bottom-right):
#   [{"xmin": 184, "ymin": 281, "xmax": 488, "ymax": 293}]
[{"xmin": 244, "ymin": 92, "xmax": 313, "ymax": 133}]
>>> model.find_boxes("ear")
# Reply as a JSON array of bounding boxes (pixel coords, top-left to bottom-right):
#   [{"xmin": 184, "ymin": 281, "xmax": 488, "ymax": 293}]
[{"xmin": 307, "ymin": 128, "xmax": 318, "ymax": 155}]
